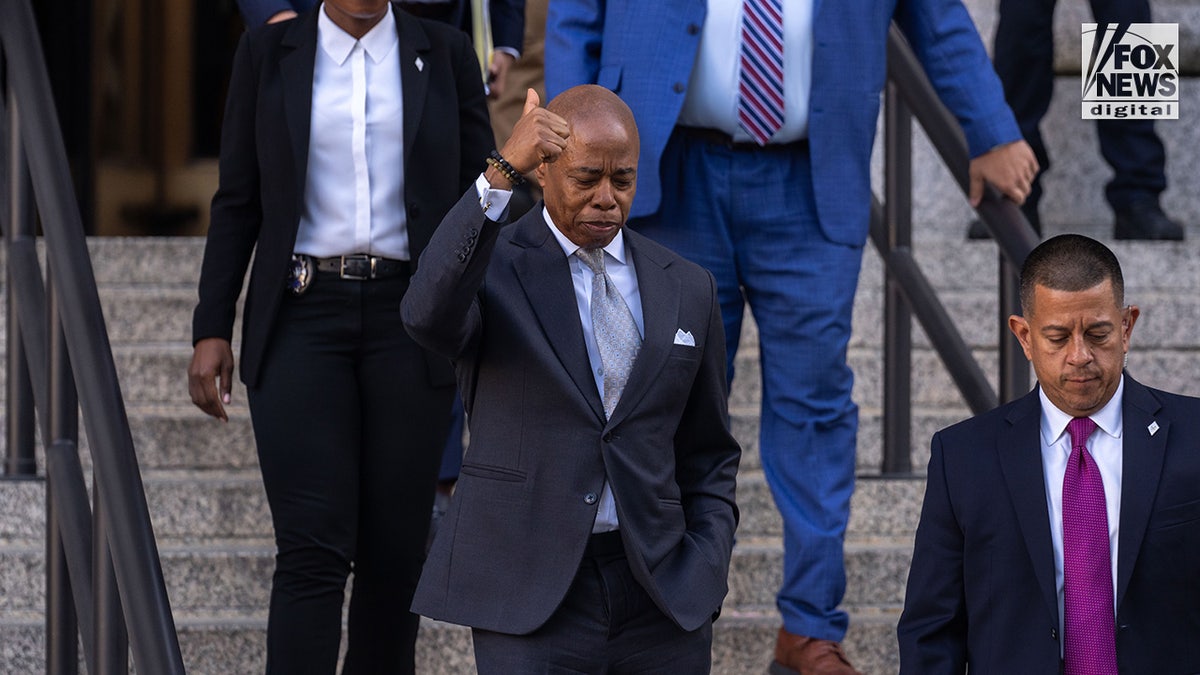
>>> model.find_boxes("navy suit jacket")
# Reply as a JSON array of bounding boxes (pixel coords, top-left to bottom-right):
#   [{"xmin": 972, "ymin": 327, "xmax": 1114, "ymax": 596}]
[
  {"xmin": 236, "ymin": 0, "xmax": 525, "ymax": 55},
  {"xmin": 402, "ymin": 192, "xmax": 741, "ymax": 634},
  {"xmin": 898, "ymin": 375, "xmax": 1200, "ymax": 674},
  {"xmin": 545, "ymin": 0, "xmax": 1020, "ymax": 246},
  {"xmin": 193, "ymin": 4, "xmax": 493, "ymax": 387}
]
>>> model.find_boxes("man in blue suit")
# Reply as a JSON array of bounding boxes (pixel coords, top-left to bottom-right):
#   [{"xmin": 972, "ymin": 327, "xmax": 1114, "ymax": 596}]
[
  {"xmin": 545, "ymin": 2, "xmax": 1037, "ymax": 672},
  {"xmin": 899, "ymin": 234, "xmax": 1200, "ymax": 672}
]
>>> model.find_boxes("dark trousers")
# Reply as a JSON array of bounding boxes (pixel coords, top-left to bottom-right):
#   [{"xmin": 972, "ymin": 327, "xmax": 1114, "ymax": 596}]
[
  {"xmin": 247, "ymin": 273, "xmax": 454, "ymax": 674},
  {"xmin": 471, "ymin": 533, "xmax": 714, "ymax": 674},
  {"xmin": 993, "ymin": 0, "xmax": 1166, "ymax": 211}
]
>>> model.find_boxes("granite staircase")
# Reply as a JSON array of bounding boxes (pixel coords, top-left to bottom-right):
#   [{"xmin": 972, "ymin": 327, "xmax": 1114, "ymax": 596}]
[{"xmin": 2, "ymin": 0, "xmax": 1199, "ymax": 671}]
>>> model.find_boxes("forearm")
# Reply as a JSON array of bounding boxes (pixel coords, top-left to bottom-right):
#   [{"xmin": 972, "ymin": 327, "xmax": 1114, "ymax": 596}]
[
  {"xmin": 402, "ymin": 188, "xmax": 502, "ymax": 358},
  {"xmin": 895, "ymin": 0, "xmax": 1021, "ymax": 157}
]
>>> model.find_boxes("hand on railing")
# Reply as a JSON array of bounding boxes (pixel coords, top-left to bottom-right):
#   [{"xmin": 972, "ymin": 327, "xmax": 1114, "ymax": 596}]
[
  {"xmin": 188, "ymin": 338, "xmax": 235, "ymax": 422},
  {"xmin": 967, "ymin": 139, "xmax": 1039, "ymax": 207}
]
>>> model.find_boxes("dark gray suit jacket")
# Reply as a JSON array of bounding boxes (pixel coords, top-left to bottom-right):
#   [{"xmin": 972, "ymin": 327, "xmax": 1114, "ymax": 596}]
[
  {"xmin": 193, "ymin": 4, "xmax": 493, "ymax": 388},
  {"xmin": 898, "ymin": 375, "xmax": 1200, "ymax": 673},
  {"xmin": 402, "ymin": 191, "xmax": 741, "ymax": 634}
]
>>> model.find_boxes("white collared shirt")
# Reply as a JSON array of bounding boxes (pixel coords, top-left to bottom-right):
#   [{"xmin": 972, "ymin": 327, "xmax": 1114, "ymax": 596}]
[
  {"xmin": 294, "ymin": 4, "xmax": 408, "ymax": 259},
  {"xmin": 677, "ymin": 0, "xmax": 814, "ymax": 143},
  {"xmin": 1039, "ymin": 376, "xmax": 1125, "ymax": 642},
  {"xmin": 545, "ymin": 208, "xmax": 645, "ymax": 533}
]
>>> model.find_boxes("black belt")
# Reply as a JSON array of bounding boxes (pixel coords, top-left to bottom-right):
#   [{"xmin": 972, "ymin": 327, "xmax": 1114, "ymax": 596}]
[
  {"xmin": 312, "ymin": 254, "xmax": 410, "ymax": 280},
  {"xmin": 584, "ymin": 531, "xmax": 624, "ymax": 558},
  {"xmin": 677, "ymin": 125, "xmax": 808, "ymax": 152}
]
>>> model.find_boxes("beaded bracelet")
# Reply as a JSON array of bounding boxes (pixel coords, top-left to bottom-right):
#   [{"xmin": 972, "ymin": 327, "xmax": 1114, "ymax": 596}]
[{"xmin": 487, "ymin": 149, "xmax": 526, "ymax": 186}]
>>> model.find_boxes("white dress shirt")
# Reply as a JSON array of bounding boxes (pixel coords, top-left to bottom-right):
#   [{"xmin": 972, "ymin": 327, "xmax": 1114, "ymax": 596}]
[
  {"xmin": 545, "ymin": 209, "xmax": 644, "ymax": 533},
  {"xmin": 294, "ymin": 4, "xmax": 409, "ymax": 259},
  {"xmin": 1039, "ymin": 376, "xmax": 1125, "ymax": 645},
  {"xmin": 677, "ymin": 0, "xmax": 814, "ymax": 143}
]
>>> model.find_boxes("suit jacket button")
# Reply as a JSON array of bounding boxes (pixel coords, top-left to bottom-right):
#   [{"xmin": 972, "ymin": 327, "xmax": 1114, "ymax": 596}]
[
  {"xmin": 602, "ymin": 432, "xmax": 612, "ymax": 442},
  {"xmin": 584, "ymin": 493, "xmax": 598, "ymax": 505},
  {"xmin": 687, "ymin": 23, "xmax": 700, "ymax": 35},
  {"xmin": 1050, "ymin": 628, "xmax": 1058, "ymax": 641},
  {"xmin": 457, "ymin": 252, "xmax": 468, "ymax": 262},
  {"xmin": 673, "ymin": 82, "xmax": 685, "ymax": 94},
  {"xmin": 408, "ymin": 202, "xmax": 421, "ymax": 218}
]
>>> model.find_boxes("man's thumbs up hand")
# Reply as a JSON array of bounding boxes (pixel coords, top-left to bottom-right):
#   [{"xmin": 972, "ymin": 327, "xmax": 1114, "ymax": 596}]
[{"xmin": 490, "ymin": 88, "xmax": 569, "ymax": 186}]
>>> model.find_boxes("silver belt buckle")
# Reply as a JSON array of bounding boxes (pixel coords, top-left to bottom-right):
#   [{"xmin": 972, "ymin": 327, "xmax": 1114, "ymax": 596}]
[{"xmin": 340, "ymin": 254, "xmax": 374, "ymax": 280}]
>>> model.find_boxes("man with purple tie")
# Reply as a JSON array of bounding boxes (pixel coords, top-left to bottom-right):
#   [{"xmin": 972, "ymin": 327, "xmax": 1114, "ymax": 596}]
[{"xmin": 899, "ymin": 234, "xmax": 1200, "ymax": 673}]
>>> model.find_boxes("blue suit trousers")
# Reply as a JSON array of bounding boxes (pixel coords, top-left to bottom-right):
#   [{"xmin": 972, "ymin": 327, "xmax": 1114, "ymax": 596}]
[{"xmin": 632, "ymin": 128, "xmax": 863, "ymax": 640}]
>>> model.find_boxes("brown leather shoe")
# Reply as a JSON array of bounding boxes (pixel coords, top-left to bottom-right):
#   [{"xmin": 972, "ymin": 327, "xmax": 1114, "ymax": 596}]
[{"xmin": 769, "ymin": 628, "xmax": 862, "ymax": 675}]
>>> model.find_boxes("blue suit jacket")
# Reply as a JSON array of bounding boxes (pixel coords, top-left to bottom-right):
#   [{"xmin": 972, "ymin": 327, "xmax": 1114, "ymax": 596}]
[
  {"xmin": 898, "ymin": 375, "xmax": 1200, "ymax": 674},
  {"xmin": 544, "ymin": 0, "xmax": 1020, "ymax": 246}
]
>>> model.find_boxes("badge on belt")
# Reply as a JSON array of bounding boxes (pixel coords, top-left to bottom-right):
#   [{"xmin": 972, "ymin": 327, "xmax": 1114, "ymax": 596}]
[{"xmin": 288, "ymin": 254, "xmax": 313, "ymax": 295}]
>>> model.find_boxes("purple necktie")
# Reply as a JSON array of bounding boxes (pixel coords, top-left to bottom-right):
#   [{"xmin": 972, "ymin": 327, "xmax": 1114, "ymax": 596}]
[
  {"xmin": 1062, "ymin": 416, "xmax": 1118, "ymax": 674},
  {"xmin": 737, "ymin": 0, "xmax": 784, "ymax": 145}
]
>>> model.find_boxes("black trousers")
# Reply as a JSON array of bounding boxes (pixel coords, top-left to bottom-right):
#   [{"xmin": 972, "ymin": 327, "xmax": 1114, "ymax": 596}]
[
  {"xmin": 471, "ymin": 533, "xmax": 714, "ymax": 674},
  {"xmin": 247, "ymin": 273, "xmax": 453, "ymax": 674},
  {"xmin": 993, "ymin": 0, "xmax": 1167, "ymax": 211}
]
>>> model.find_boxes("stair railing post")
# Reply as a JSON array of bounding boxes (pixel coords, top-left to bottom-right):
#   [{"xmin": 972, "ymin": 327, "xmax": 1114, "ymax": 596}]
[
  {"xmin": 999, "ymin": 258, "xmax": 1029, "ymax": 402},
  {"xmin": 94, "ymin": 488, "xmax": 130, "ymax": 674},
  {"xmin": 46, "ymin": 260, "xmax": 80, "ymax": 674},
  {"xmin": 4, "ymin": 67, "xmax": 38, "ymax": 478},
  {"xmin": 882, "ymin": 80, "xmax": 914, "ymax": 476}
]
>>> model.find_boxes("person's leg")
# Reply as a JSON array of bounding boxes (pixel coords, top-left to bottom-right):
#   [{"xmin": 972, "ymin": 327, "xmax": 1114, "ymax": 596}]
[
  {"xmin": 602, "ymin": 552, "xmax": 712, "ymax": 675},
  {"xmin": 471, "ymin": 557, "xmax": 610, "ymax": 675},
  {"xmin": 471, "ymin": 542, "xmax": 711, "ymax": 674},
  {"xmin": 343, "ymin": 275, "xmax": 454, "ymax": 674},
  {"xmin": 1087, "ymin": 0, "xmax": 1167, "ymax": 209},
  {"xmin": 247, "ymin": 280, "xmax": 363, "ymax": 674},
  {"xmin": 994, "ymin": 0, "xmax": 1057, "ymax": 227},
  {"xmin": 631, "ymin": 129, "xmax": 745, "ymax": 385},
  {"xmin": 633, "ymin": 130, "xmax": 862, "ymax": 643},
  {"xmin": 729, "ymin": 144, "xmax": 863, "ymax": 642}
]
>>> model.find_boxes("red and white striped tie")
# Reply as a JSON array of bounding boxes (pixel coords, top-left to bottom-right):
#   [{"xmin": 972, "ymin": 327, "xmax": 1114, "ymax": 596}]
[{"xmin": 737, "ymin": 0, "xmax": 785, "ymax": 145}]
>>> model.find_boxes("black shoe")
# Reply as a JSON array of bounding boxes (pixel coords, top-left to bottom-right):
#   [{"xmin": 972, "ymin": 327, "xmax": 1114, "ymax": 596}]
[
  {"xmin": 1114, "ymin": 203, "xmax": 1184, "ymax": 240},
  {"xmin": 967, "ymin": 201, "xmax": 1041, "ymax": 240}
]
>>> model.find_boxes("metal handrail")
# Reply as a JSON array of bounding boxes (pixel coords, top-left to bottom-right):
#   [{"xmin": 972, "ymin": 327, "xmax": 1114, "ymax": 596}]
[
  {"xmin": 874, "ymin": 24, "xmax": 1040, "ymax": 474},
  {"xmin": 0, "ymin": 0, "xmax": 186, "ymax": 670}
]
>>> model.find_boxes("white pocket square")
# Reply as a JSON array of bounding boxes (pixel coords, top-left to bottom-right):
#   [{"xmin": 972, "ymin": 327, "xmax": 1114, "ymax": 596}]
[{"xmin": 673, "ymin": 329, "xmax": 696, "ymax": 347}]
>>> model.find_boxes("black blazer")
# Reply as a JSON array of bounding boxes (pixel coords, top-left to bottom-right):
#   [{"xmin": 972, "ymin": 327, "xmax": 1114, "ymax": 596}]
[
  {"xmin": 898, "ymin": 375, "xmax": 1200, "ymax": 674},
  {"xmin": 193, "ymin": 3, "xmax": 494, "ymax": 388},
  {"xmin": 402, "ymin": 192, "xmax": 742, "ymax": 634}
]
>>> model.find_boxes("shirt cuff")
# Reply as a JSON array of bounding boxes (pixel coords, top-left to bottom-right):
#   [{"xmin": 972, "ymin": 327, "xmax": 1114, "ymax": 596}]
[
  {"xmin": 493, "ymin": 46, "xmax": 520, "ymax": 60},
  {"xmin": 475, "ymin": 173, "xmax": 512, "ymax": 222}
]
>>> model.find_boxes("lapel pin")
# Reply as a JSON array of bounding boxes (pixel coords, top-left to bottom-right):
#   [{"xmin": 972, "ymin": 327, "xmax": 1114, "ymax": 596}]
[
  {"xmin": 1148, "ymin": 421, "xmax": 1160, "ymax": 436},
  {"xmin": 415, "ymin": 57, "xmax": 424, "ymax": 72}
]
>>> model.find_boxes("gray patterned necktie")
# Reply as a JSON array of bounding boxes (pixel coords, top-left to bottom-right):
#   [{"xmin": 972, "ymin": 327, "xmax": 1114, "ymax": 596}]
[{"xmin": 576, "ymin": 248, "xmax": 642, "ymax": 419}]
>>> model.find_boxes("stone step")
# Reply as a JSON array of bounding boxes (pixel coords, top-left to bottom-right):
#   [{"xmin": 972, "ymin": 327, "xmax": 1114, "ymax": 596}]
[
  {"xmin": 735, "ymin": 473, "xmax": 924, "ymax": 541},
  {"xmin": 0, "ymin": 531, "xmax": 917, "ymax": 618},
  {"xmin": 0, "ymin": 609, "xmax": 904, "ymax": 675},
  {"xmin": 0, "ymin": 472, "xmax": 920, "ymax": 547},
  {"xmin": 0, "ymin": 331, "xmax": 1192, "ymax": 433},
  {"xmin": 12, "ymin": 240, "xmax": 1200, "ymax": 343}
]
